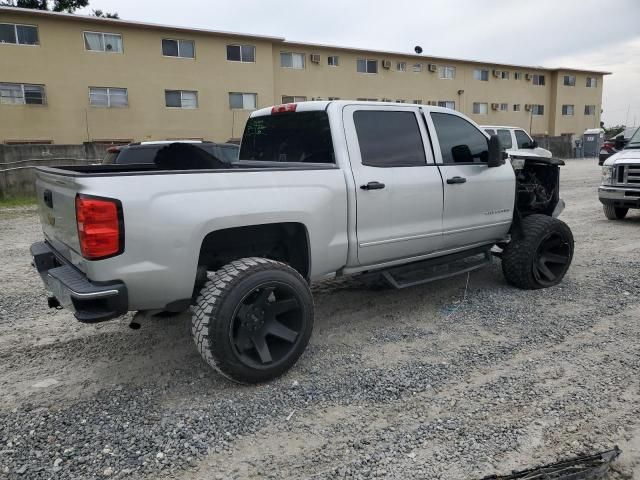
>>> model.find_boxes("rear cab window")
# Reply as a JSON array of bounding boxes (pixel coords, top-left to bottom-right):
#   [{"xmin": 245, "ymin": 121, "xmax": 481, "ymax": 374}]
[{"xmin": 240, "ymin": 111, "xmax": 335, "ymax": 163}]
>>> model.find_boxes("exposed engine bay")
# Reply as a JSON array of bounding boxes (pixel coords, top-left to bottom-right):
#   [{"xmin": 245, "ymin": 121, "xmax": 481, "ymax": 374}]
[{"xmin": 511, "ymin": 156, "xmax": 564, "ymax": 217}]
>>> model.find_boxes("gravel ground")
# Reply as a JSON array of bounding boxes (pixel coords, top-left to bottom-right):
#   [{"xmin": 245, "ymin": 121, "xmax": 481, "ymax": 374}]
[{"xmin": 1, "ymin": 158, "xmax": 640, "ymax": 480}]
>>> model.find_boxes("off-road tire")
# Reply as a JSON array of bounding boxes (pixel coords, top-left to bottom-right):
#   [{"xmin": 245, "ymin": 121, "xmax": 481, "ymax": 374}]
[
  {"xmin": 603, "ymin": 204, "xmax": 628, "ymax": 220},
  {"xmin": 191, "ymin": 257, "xmax": 314, "ymax": 384},
  {"xmin": 502, "ymin": 214, "xmax": 574, "ymax": 290}
]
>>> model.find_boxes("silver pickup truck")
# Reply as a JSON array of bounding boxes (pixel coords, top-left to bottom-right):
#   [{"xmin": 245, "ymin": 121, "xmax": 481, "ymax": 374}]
[{"xmin": 31, "ymin": 101, "xmax": 574, "ymax": 383}]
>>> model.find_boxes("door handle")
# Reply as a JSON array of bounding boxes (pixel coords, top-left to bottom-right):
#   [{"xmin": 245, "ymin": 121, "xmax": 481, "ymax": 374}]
[
  {"xmin": 446, "ymin": 176, "xmax": 467, "ymax": 184},
  {"xmin": 360, "ymin": 181, "xmax": 386, "ymax": 190},
  {"xmin": 43, "ymin": 189, "xmax": 53, "ymax": 208}
]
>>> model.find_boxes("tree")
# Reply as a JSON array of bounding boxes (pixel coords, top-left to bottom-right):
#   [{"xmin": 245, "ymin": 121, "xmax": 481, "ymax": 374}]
[
  {"xmin": 1, "ymin": 0, "xmax": 99, "ymax": 14},
  {"xmin": 2, "ymin": 0, "xmax": 118, "ymax": 17},
  {"xmin": 93, "ymin": 8, "xmax": 118, "ymax": 18}
]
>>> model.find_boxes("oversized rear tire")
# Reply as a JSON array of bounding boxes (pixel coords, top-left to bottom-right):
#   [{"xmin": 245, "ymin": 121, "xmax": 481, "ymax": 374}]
[
  {"xmin": 502, "ymin": 215, "xmax": 574, "ymax": 290},
  {"xmin": 191, "ymin": 257, "xmax": 314, "ymax": 384},
  {"xmin": 603, "ymin": 204, "xmax": 628, "ymax": 220}
]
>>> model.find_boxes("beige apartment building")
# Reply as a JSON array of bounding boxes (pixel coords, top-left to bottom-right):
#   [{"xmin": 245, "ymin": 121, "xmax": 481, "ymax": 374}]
[{"xmin": 0, "ymin": 7, "xmax": 609, "ymax": 145}]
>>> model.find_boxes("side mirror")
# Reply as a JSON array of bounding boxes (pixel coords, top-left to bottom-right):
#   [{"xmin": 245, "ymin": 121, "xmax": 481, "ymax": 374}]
[
  {"xmin": 529, "ymin": 140, "xmax": 538, "ymax": 149},
  {"xmin": 487, "ymin": 135, "xmax": 505, "ymax": 167}
]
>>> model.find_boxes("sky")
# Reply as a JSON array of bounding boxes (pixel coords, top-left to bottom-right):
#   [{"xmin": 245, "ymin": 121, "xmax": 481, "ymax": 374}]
[{"xmin": 77, "ymin": 0, "xmax": 640, "ymax": 127}]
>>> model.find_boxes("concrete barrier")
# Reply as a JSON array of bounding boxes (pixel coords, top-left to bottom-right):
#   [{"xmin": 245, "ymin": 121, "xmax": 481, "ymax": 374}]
[{"xmin": 0, "ymin": 143, "xmax": 105, "ymax": 199}]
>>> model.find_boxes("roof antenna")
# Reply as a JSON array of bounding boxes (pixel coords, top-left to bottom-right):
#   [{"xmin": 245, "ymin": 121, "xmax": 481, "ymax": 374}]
[{"xmin": 414, "ymin": 46, "xmax": 423, "ymax": 54}]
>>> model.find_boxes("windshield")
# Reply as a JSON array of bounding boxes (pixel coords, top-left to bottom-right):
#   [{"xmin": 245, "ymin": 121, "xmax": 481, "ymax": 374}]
[
  {"xmin": 628, "ymin": 127, "xmax": 640, "ymax": 147},
  {"xmin": 239, "ymin": 111, "xmax": 335, "ymax": 163}
]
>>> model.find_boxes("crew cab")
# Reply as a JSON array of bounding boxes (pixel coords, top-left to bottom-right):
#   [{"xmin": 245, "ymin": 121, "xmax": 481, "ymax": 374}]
[
  {"xmin": 599, "ymin": 126, "xmax": 640, "ymax": 219},
  {"xmin": 31, "ymin": 101, "xmax": 574, "ymax": 383}
]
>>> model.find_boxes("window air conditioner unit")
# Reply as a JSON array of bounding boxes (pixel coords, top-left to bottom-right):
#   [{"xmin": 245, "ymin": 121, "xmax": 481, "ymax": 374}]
[
  {"xmin": 525, "ymin": 104, "xmax": 532, "ymax": 111},
  {"xmin": 428, "ymin": 63, "xmax": 437, "ymax": 72},
  {"xmin": 493, "ymin": 69, "xmax": 501, "ymax": 77},
  {"xmin": 525, "ymin": 73, "xmax": 531, "ymax": 81},
  {"xmin": 491, "ymin": 103, "xmax": 499, "ymax": 110},
  {"xmin": 382, "ymin": 60, "xmax": 391, "ymax": 69},
  {"xmin": 310, "ymin": 53, "xmax": 321, "ymax": 63}
]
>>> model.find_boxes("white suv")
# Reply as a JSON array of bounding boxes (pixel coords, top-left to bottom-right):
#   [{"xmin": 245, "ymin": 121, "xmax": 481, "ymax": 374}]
[{"xmin": 482, "ymin": 125, "xmax": 552, "ymax": 158}]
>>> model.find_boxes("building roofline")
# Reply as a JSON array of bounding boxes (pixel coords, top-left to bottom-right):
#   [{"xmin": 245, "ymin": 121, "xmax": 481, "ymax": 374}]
[
  {"xmin": 0, "ymin": 6, "xmax": 612, "ymax": 75},
  {"xmin": 282, "ymin": 39, "xmax": 612, "ymax": 75}
]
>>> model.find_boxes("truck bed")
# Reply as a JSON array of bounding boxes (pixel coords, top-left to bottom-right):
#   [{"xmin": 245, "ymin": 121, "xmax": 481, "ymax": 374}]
[{"xmin": 40, "ymin": 160, "xmax": 338, "ymax": 176}]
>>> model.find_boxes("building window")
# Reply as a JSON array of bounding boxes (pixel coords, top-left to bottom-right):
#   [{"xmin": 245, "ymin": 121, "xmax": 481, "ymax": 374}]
[
  {"xmin": 584, "ymin": 105, "xmax": 596, "ymax": 115},
  {"xmin": 229, "ymin": 92, "xmax": 257, "ymax": 110},
  {"xmin": 514, "ymin": 72, "xmax": 522, "ymax": 80},
  {"xmin": 0, "ymin": 23, "xmax": 39, "ymax": 45},
  {"xmin": 282, "ymin": 95, "xmax": 307, "ymax": 103},
  {"xmin": 89, "ymin": 87, "xmax": 128, "ymax": 107},
  {"xmin": 165, "ymin": 90, "xmax": 198, "ymax": 108},
  {"xmin": 280, "ymin": 52, "xmax": 305, "ymax": 69},
  {"xmin": 412, "ymin": 99, "xmax": 423, "ymax": 105},
  {"xmin": 438, "ymin": 100, "xmax": 455, "ymax": 110},
  {"xmin": 500, "ymin": 71, "xmax": 509, "ymax": 79},
  {"xmin": 563, "ymin": 75, "xmax": 576, "ymax": 86},
  {"xmin": 513, "ymin": 104, "xmax": 521, "ymax": 111},
  {"xmin": 473, "ymin": 69, "xmax": 488, "ymax": 81},
  {"xmin": 412, "ymin": 63, "xmax": 422, "ymax": 73},
  {"xmin": 227, "ymin": 44, "xmax": 255, "ymax": 62},
  {"xmin": 84, "ymin": 31, "xmax": 123, "ymax": 53},
  {"xmin": 396, "ymin": 99, "xmax": 405, "ymax": 103},
  {"xmin": 328, "ymin": 96, "xmax": 340, "ymax": 100},
  {"xmin": 473, "ymin": 102, "xmax": 488, "ymax": 114},
  {"xmin": 162, "ymin": 39, "xmax": 195, "ymax": 58},
  {"xmin": 532, "ymin": 104, "xmax": 544, "ymax": 115},
  {"xmin": 327, "ymin": 55, "xmax": 339, "ymax": 66},
  {"xmin": 396, "ymin": 61, "xmax": 406, "ymax": 72},
  {"xmin": 439, "ymin": 65, "xmax": 456, "ymax": 79},
  {"xmin": 500, "ymin": 103, "xmax": 508, "ymax": 111},
  {"xmin": 532, "ymin": 74, "xmax": 545, "ymax": 86},
  {"xmin": 561, "ymin": 104, "xmax": 574, "ymax": 116},
  {"xmin": 357, "ymin": 59, "xmax": 378, "ymax": 74},
  {"xmin": 0, "ymin": 82, "xmax": 46, "ymax": 105},
  {"xmin": 586, "ymin": 77, "xmax": 597, "ymax": 88}
]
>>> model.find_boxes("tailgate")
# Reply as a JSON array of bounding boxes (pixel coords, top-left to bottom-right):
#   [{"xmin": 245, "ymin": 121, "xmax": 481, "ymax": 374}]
[{"xmin": 34, "ymin": 169, "xmax": 83, "ymax": 268}]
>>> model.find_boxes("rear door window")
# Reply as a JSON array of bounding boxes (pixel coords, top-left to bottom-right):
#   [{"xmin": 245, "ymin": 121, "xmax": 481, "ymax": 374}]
[
  {"xmin": 240, "ymin": 111, "xmax": 335, "ymax": 163},
  {"xmin": 431, "ymin": 113, "xmax": 488, "ymax": 164},
  {"xmin": 497, "ymin": 129, "xmax": 513, "ymax": 149},
  {"xmin": 353, "ymin": 110, "xmax": 426, "ymax": 167}
]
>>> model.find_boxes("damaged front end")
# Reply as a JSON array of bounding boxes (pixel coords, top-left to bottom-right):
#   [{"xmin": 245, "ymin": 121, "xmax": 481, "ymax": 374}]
[
  {"xmin": 511, "ymin": 155, "xmax": 565, "ymax": 218},
  {"xmin": 481, "ymin": 446, "xmax": 621, "ymax": 480}
]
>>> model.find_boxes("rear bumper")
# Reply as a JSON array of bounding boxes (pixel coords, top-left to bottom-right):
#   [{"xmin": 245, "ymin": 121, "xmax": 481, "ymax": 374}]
[
  {"xmin": 30, "ymin": 241, "xmax": 128, "ymax": 323},
  {"xmin": 598, "ymin": 186, "xmax": 640, "ymax": 208}
]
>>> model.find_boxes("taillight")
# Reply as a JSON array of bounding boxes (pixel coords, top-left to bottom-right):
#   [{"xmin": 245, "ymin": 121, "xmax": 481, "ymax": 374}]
[
  {"xmin": 75, "ymin": 195, "xmax": 123, "ymax": 260},
  {"xmin": 603, "ymin": 141, "xmax": 615, "ymax": 149},
  {"xmin": 271, "ymin": 103, "xmax": 297, "ymax": 114}
]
